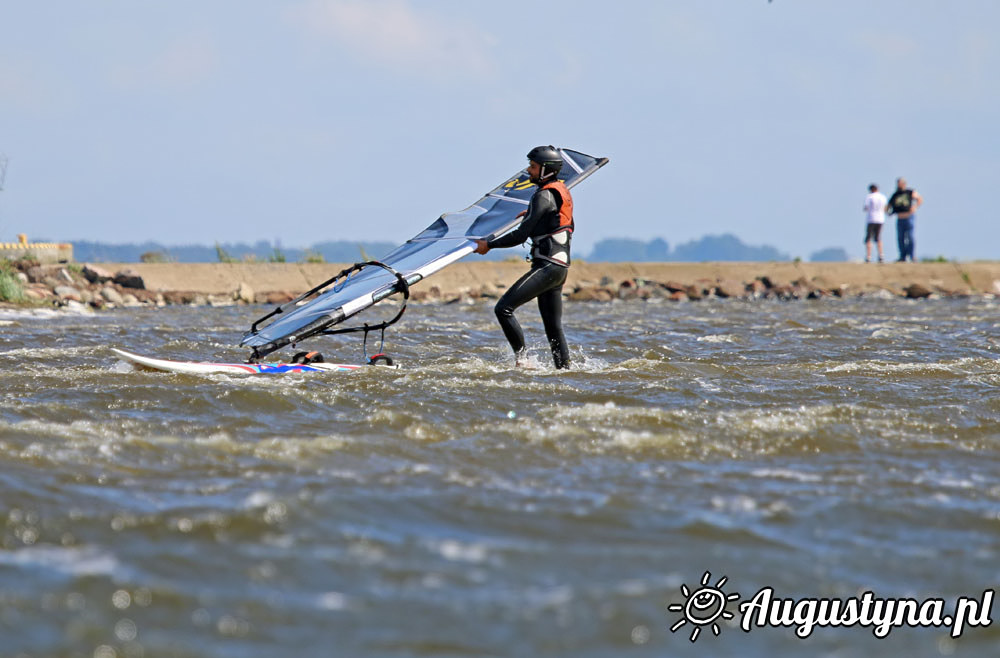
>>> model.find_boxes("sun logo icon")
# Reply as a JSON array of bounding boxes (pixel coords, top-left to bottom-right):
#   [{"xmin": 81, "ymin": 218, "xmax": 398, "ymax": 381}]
[{"xmin": 667, "ymin": 571, "xmax": 740, "ymax": 642}]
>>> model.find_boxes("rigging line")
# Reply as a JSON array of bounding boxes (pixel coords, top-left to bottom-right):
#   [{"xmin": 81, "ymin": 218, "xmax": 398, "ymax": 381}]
[{"xmin": 333, "ymin": 270, "xmax": 352, "ymax": 293}]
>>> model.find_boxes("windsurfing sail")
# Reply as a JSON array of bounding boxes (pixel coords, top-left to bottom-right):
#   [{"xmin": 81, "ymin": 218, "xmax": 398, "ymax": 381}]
[{"xmin": 241, "ymin": 148, "xmax": 609, "ymax": 360}]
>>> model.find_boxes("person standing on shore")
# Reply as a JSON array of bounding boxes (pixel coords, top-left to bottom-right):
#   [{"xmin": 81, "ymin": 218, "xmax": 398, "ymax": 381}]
[
  {"xmin": 863, "ymin": 183, "xmax": 887, "ymax": 263},
  {"xmin": 473, "ymin": 146, "xmax": 574, "ymax": 369},
  {"xmin": 887, "ymin": 177, "xmax": 923, "ymax": 262}
]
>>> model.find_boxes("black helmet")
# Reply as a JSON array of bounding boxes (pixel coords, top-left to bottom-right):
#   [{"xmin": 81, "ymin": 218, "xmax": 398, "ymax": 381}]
[{"xmin": 527, "ymin": 145, "xmax": 562, "ymax": 182}]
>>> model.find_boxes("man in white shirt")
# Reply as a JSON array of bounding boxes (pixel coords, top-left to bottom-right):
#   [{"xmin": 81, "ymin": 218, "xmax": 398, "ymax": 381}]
[{"xmin": 863, "ymin": 183, "xmax": 887, "ymax": 263}]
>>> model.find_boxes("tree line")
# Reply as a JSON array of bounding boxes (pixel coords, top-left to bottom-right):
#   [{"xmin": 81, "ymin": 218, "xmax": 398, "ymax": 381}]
[{"xmin": 67, "ymin": 234, "xmax": 849, "ymax": 263}]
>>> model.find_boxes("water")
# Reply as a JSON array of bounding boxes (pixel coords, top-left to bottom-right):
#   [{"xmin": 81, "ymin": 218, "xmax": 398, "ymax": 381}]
[{"xmin": 1, "ymin": 297, "xmax": 998, "ymax": 657}]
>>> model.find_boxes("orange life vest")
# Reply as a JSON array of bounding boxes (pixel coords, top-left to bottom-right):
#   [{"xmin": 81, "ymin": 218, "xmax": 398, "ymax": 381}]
[
  {"xmin": 541, "ymin": 180, "xmax": 574, "ymax": 234},
  {"xmin": 531, "ymin": 180, "xmax": 574, "ymax": 266}
]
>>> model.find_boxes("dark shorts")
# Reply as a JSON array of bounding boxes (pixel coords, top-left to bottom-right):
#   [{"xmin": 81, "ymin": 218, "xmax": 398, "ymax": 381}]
[{"xmin": 864, "ymin": 223, "xmax": 883, "ymax": 243}]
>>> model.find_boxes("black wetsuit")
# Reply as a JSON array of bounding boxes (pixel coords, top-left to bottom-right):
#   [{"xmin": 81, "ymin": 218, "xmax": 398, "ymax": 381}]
[{"xmin": 487, "ymin": 186, "xmax": 571, "ymax": 369}]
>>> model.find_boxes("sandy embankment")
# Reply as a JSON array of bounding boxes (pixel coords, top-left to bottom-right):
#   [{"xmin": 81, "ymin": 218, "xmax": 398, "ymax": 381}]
[
  {"xmin": 98, "ymin": 261, "xmax": 1000, "ymax": 301},
  {"xmin": 9, "ymin": 260, "xmax": 1000, "ymax": 308}
]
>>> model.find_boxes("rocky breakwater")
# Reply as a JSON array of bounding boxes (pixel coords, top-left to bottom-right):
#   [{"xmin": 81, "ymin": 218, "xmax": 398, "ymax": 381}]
[
  {"xmin": 5, "ymin": 261, "xmax": 1000, "ymax": 310},
  {"xmin": 4, "ymin": 262, "xmax": 256, "ymax": 310},
  {"xmin": 565, "ymin": 274, "xmax": 957, "ymax": 303},
  {"xmin": 421, "ymin": 261, "xmax": 1000, "ymax": 304}
]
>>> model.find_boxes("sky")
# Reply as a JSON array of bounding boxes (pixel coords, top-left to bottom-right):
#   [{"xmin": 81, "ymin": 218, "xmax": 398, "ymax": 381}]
[{"xmin": 1, "ymin": 1, "xmax": 998, "ymax": 260}]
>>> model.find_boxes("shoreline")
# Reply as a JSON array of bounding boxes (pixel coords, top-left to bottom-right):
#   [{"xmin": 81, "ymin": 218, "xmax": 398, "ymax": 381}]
[
  {"xmin": 77, "ymin": 261, "xmax": 1000, "ymax": 295},
  {"xmin": 4, "ymin": 261, "xmax": 1000, "ymax": 309}
]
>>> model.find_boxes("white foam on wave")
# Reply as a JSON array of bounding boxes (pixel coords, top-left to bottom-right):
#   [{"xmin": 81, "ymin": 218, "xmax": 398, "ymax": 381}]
[
  {"xmin": 825, "ymin": 357, "xmax": 992, "ymax": 376},
  {"xmin": 314, "ymin": 591, "xmax": 351, "ymax": 611},
  {"xmin": 511, "ymin": 400, "xmax": 872, "ymax": 457},
  {"xmin": 718, "ymin": 404, "xmax": 838, "ymax": 434},
  {"xmin": 4, "ymin": 417, "xmax": 132, "ymax": 443},
  {"xmin": 546, "ymin": 400, "xmax": 679, "ymax": 424},
  {"xmin": 0, "ymin": 345, "xmax": 97, "ymax": 359},
  {"xmin": 0, "ymin": 544, "xmax": 120, "ymax": 577},
  {"xmin": 413, "ymin": 341, "xmax": 614, "ymax": 376},
  {"xmin": 2, "ymin": 418, "xmax": 354, "ymax": 468},
  {"xmin": 243, "ymin": 490, "xmax": 276, "ymax": 508},
  {"xmin": 696, "ymin": 334, "xmax": 737, "ymax": 344},
  {"xmin": 507, "ymin": 402, "xmax": 699, "ymax": 452},
  {"xmin": 750, "ymin": 468, "xmax": 823, "ymax": 483},
  {"xmin": 426, "ymin": 537, "xmax": 491, "ymax": 564},
  {"xmin": 693, "ymin": 377, "xmax": 721, "ymax": 393},
  {"xmin": 0, "ymin": 304, "xmax": 94, "ymax": 320}
]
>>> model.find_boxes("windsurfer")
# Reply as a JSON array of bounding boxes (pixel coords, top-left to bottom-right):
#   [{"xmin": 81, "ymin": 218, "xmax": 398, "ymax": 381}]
[{"xmin": 474, "ymin": 146, "xmax": 574, "ymax": 369}]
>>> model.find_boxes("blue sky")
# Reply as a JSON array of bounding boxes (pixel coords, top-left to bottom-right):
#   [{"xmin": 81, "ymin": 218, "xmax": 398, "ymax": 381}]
[{"xmin": 1, "ymin": 1, "xmax": 997, "ymax": 260}]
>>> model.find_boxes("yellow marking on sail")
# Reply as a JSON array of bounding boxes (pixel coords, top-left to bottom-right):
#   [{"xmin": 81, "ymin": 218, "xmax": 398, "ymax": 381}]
[{"xmin": 502, "ymin": 177, "xmax": 535, "ymax": 192}]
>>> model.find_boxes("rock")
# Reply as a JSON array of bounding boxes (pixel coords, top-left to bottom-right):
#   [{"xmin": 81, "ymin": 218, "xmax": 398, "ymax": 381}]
[
  {"xmin": 162, "ymin": 291, "xmax": 196, "ymax": 305},
  {"xmin": 54, "ymin": 285, "xmax": 82, "ymax": 301},
  {"xmin": 745, "ymin": 280, "xmax": 767, "ymax": 296},
  {"xmin": 234, "ymin": 281, "xmax": 255, "ymax": 304},
  {"xmin": 643, "ymin": 284, "xmax": 667, "ymax": 298},
  {"xmin": 130, "ymin": 289, "xmax": 158, "ymax": 303},
  {"xmin": 599, "ymin": 276, "xmax": 615, "ymax": 287},
  {"xmin": 478, "ymin": 282, "xmax": 503, "ymax": 299},
  {"xmin": 904, "ymin": 283, "xmax": 932, "ymax": 299},
  {"xmin": 770, "ymin": 284, "xmax": 796, "ymax": 299},
  {"xmin": 114, "ymin": 269, "xmax": 145, "ymax": 290},
  {"xmin": 25, "ymin": 266, "xmax": 47, "ymax": 283},
  {"xmin": 567, "ymin": 286, "xmax": 614, "ymax": 302},
  {"xmin": 868, "ymin": 288, "xmax": 898, "ymax": 300},
  {"xmin": 15, "ymin": 272, "xmax": 28, "ymax": 284},
  {"xmin": 100, "ymin": 287, "xmax": 125, "ymax": 305},
  {"xmin": 618, "ymin": 284, "xmax": 638, "ymax": 300},
  {"xmin": 27, "ymin": 283, "xmax": 53, "ymax": 296},
  {"xmin": 713, "ymin": 280, "xmax": 743, "ymax": 299},
  {"xmin": 668, "ymin": 291, "xmax": 688, "ymax": 302},
  {"xmin": 61, "ymin": 299, "xmax": 90, "ymax": 312},
  {"xmin": 82, "ymin": 264, "xmax": 113, "ymax": 284},
  {"xmin": 121, "ymin": 293, "xmax": 142, "ymax": 307},
  {"xmin": 684, "ymin": 285, "xmax": 704, "ymax": 300},
  {"xmin": 662, "ymin": 280, "xmax": 688, "ymax": 293},
  {"xmin": 264, "ymin": 291, "xmax": 295, "ymax": 304}
]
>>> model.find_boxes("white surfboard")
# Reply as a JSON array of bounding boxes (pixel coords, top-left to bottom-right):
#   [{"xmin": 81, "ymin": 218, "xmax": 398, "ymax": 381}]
[{"xmin": 110, "ymin": 348, "xmax": 388, "ymax": 375}]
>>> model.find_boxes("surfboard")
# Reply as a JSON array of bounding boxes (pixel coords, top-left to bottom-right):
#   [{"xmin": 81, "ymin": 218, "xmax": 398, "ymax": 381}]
[{"xmin": 110, "ymin": 348, "xmax": 387, "ymax": 375}]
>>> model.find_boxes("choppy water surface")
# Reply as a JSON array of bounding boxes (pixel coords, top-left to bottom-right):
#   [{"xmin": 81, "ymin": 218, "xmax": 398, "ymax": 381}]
[{"xmin": 1, "ymin": 297, "xmax": 998, "ymax": 657}]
